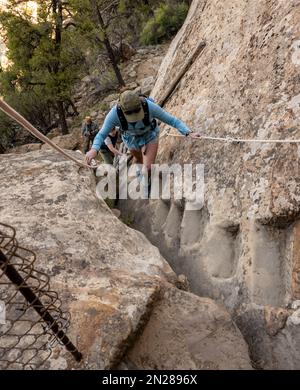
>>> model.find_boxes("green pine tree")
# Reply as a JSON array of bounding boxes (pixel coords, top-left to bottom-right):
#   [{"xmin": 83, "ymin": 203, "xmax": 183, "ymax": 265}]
[{"xmin": 0, "ymin": 0, "xmax": 85, "ymax": 135}]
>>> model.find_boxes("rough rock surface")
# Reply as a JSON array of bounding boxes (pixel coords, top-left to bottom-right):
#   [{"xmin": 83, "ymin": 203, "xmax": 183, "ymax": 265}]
[
  {"xmin": 119, "ymin": 0, "xmax": 300, "ymax": 369},
  {"xmin": 8, "ymin": 127, "xmax": 83, "ymax": 156},
  {"xmin": 47, "ymin": 127, "xmax": 62, "ymax": 139},
  {"xmin": 0, "ymin": 150, "xmax": 251, "ymax": 369},
  {"xmin": 73, "ymin": 44, "xmax": 168, "ymax": 118},
  {"xmin": 122, "ymin": 284, "xmax": 251, "ymax": 370},
  {"xmin": 7, "ymin": 143, "xmax": 42, "ymax": 154},
  {"xmin": 122, "ymin": 45, "xmax": 169, "ymax": 96},
  {"xmin": 41, "ymin": 133, "xmax": 80, "ymax": 151}
]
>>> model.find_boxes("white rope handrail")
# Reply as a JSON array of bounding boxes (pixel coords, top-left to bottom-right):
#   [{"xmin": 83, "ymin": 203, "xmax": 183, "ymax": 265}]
[
  {"xmin": 0, "ymin": 99, "xmax": 97, "ymax": 169},
  {"xmin": 166, "ymin": 132, "xmax": 300, "ymax": 144}
]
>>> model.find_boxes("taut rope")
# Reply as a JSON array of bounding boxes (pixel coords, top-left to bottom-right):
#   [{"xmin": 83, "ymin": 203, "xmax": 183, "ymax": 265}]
[{"xmin": 0, "ymin": 99, "xmax": 96, "ymax": 169}]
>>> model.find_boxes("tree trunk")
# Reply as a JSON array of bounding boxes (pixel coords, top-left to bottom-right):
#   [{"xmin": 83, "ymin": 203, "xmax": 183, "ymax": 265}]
[
  {"xmin": 103, "ymin": 36, "xmax": 125, "ymax": 87},
  {"xmin": 57, "ymin": 100, "xmax": 68, "ymax": 135},
  {"xmin": 0, "ymin": 141, "xmax": 6, "ymax": 154},
  {"xmin": 67, "ymin": 99, "xmax": 79, "ymax": 116},
  {"xmin": 53, "ymin": 0, "xmax": 62, "ymax": 49},
  {"xmin": 52, "ymin": 0, "xmax": 69, "ymax": 134},
  {"xmin": 91, "ymin": 0, "xmax": 125, "ymax": 87}
]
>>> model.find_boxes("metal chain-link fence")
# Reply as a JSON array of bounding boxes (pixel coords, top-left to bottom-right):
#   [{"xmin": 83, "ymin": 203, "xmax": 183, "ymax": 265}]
[{"xmin": 0, "ymin": 223, "xmax": 82, "ymax": 369}]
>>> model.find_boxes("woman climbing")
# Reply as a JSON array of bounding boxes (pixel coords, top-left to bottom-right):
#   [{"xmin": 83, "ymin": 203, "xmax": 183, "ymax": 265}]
[{"xmin": 85, "ymin": 90, "xmax": 200, "ymax": 186}]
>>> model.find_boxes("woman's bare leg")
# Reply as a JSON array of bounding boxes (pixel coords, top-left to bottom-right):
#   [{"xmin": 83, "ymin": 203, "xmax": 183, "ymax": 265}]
[{"xmin": 142, "ymin": 142, "xmax": 159, "ymax": 174}]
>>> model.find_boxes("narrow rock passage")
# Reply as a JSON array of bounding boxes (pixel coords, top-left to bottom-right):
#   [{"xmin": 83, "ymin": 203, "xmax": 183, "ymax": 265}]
[{"xmin": 0, "ymin": 150, "xmax": 252, "ymax": 370}]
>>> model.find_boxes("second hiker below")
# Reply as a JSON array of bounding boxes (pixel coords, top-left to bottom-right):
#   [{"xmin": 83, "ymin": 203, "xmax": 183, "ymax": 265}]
[
  {"xmin": 86, "ymin": 90, "xmax": 200, "ymax": 174},
  {"xmin": 99, "ymin": 126, "xmax": 123, "ymax": 165}
]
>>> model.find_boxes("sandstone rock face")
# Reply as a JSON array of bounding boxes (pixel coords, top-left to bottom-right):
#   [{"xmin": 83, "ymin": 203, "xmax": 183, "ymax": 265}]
[
  {"xmin": 7, "ymin": 143, "xmax": 41, "ymax": 154},
  {"xmin": 73, "ymin": 44, "xmax": 168, "ymax": 116},
  {"xmin": 41, "ymin": 134, "xmax": 80, "ymax": 151},
  {"xmin": 118, "ymin": 42, "xmax": 136, "ymax": 61},
  {"xmin": 119, "ymin": 0, "xmax": 300, "ymax": 369},
  {"xmin": 47, "ymin": 128, "xmax": 61, "ymax": 139},
  {"xmin": 122, "ymin": 44, "xmax": 169, "ymax": 95},
  {"xmin": 0, "ymin": 150, "xmax": 251, "ymax": 369},
  {"xmin": 122, "ymin": 284, "xmax": 251, "ymax": 370}
]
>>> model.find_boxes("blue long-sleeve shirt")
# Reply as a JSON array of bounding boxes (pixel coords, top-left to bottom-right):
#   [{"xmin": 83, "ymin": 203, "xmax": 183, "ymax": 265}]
[{"xmin": 92, "ymin": 99, "xmax": 190, "ymax": 151}]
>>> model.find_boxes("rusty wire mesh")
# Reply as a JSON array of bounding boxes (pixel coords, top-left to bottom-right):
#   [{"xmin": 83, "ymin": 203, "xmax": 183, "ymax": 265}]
[{"xmin": 0, "ymin": 222, "xmax": 78, "ymax": 369}]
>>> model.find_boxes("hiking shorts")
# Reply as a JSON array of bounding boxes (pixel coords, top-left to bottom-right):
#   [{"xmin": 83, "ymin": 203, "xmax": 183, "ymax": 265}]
[{"xmin": 122, "ymin": 127, "xmax": 159, "ymax": 150}]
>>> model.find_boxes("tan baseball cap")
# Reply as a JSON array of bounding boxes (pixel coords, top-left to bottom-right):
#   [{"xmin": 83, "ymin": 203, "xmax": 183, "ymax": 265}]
[{"xmin": 119, "ymin": 91, "xmax": 144, "ymax": 122}]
